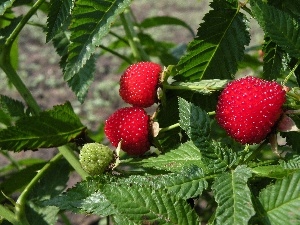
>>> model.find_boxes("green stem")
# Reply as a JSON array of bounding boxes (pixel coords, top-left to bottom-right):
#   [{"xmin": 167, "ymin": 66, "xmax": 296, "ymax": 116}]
[
  {"xmin": 4, "ymin": 0, "xmax": 46, "ymax": 47},
  {"xmin": 0, "ymin": 0, "xmax": 46, "ymax": 115},
  {"xmin": 159, "ymin": 123, "xmax": 180, "ymax": 133},
  {"xmin": 159, "ymin": 111, "xmax": 215, "ymax": 133},
  {"xmin": 15, "ymin": 153, "xmax": 63, "ymax": 224},
  {"xmin": 207, "ymin": 111, "xmax": 216, "ymax": 116},
  {"xmin": 283, "ymin": 60, "xmax": 300, "ymax": 85},
  {"xmin": 109, "ymin": 31, "xmax": 129, "ymax": 45},
  {"xmin": 0, "ymin": 63, "xmax": 41, "ymax": 115},
  {"xmin": 58, "ymin": 145, "xmax": 88, "ymax": 179},
  {"xmin": 0, "ymin": 205, "xmax": 21, "ymax": 225},
  {"xmin": 163, "ymin": 83, "xmax": 224, "ymax": 92},
  {"xmin": 99, "ymin": 44, "xmax": 133, "ymax": 64},
  {"xmin": 119, "ymin": 10, "xmax": 149, "ymax": 62}
]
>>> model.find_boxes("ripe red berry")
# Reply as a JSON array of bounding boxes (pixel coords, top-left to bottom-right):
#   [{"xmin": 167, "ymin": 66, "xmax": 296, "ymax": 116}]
[
  {"xmin": 216, "ymin": 76, "xmax": 286, "ymax": 144},
  {"xmin": 119, "ymin": 61, "xmax": 162, "ymax": 108},
  {"xmin": 104, "ymin": 107, "xmax": 150, "ymax": 155}
]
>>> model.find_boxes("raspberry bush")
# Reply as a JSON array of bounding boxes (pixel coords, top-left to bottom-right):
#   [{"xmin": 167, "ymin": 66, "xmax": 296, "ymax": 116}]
[{"xmin": 1, "ymin": 0, "xmax": 300, "ymax": 224}]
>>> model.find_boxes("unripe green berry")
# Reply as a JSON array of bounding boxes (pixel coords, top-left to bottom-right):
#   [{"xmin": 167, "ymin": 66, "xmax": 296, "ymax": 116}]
[{"xmin": 79, "ymin": 143, "xmax": 114, "ymax": 176}]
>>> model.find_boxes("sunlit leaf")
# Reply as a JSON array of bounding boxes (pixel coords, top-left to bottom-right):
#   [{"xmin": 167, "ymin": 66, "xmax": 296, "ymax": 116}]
[
  {"xmin": 212, "ymin": 166, "xmax": 255, "ymax": 225},
  {"xmin": 175, "ymin": 0, "xmax": 250, "ymax": 81}
]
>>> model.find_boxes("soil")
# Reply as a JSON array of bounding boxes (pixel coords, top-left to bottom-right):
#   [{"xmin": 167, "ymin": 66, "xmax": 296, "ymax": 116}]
[{"xmin": 0, "ymin": 1, "xmax": 262, "ymax": 224}]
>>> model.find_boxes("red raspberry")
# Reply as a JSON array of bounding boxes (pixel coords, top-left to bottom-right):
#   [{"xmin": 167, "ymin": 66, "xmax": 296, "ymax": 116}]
[
  {"xmin": 216, "ymin": 76, "xmax": 286, "ymax": 144},
  {"xmin": 119, "ymin": 62, "xmax": 162, "ymax": 108},
  {"xmin": 104, "ymin": 107, "xmax": 150, "ymax": 155}
]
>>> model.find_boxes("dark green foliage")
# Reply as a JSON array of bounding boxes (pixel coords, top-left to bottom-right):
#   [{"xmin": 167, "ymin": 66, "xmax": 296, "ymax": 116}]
[
  {"xmin": 46, "ymin": 0, "xmax": 74, "ymax": 42},
  {"xmin": 64, "ymin": 0, "xmax": 132, "ymax": 81},
  {"xmin": 0, "ymin": 102, "xmax": 86, "ymax": 151},
  {"xmin": 175, "ymin": 0, "xmax": 250, "ymax": 81},
  {"xmin": 45, "ymin": 167, "xmax": 205, "ymax": 224},
  {"xmin": 211, "ymin": 166, "xmax": 255, "ymax": 225},
  {"xmin": 251, "ymin": 0, "xmax": 300, "ymax": 58}
]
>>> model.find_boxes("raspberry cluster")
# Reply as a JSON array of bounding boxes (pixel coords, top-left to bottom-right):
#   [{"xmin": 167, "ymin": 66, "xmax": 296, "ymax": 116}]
[{"xmin": 105, "ymin": 62, "xmax": 162, "ymax": 156}]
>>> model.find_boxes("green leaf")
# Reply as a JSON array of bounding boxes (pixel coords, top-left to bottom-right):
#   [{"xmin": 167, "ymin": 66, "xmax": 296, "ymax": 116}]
[
  {"xmin": 212, "ymin": 166, "xmax": 255, "ymax": 225},
  {"xmin": 105, "ymin": 185, "xmax": 199, "ymax": 225},
  {"xmin": 46, "ymin": 175, "xmax": 200, "ymax": 224},
  {"xmin": 25, "ymin": 204, "xmax": 59, "ymax": 225},
  {"xmin": 0, "ymin": 109, "xmax": 12, "ymax": 126},
  {"xmin": 262, "ymin": 37, "xmax": 284, "ymax": 80},
  {"xmin": 64, "ymin": 0, "xmax": 132, "ymax": 81},
  {"xmin": 67, "ymin": 56, "xmax": 96, "ymax": 103},
  {"xmin": 281, "ymin": 0, "xmax": 300, "ymax": 18},
  {"xmin": 177, "ymin": 98, "xmax": 236, "ymax": 172},
  {"xmin": 120, "ymin": 166, "xmax": 208, "ymax": 200},
  {"xmin": 169, "ymin": 79, "xmax": 228, "ymax": 94},
  {"xmin": 175, "ymin": 0, "xmax": 250, "ymax": 81},
  {"xmin": 0, "ymin": 95, "xmax": 25, "ymax": 118},
  {"xmin": 252, "ymin": 165, "xmax": 296, "ymax": 179},
  {"xmin": 44, "ymin": 176, "xmax": 113, "ymax": 214},
  {"xmin": 140, "ymin": 16, "xmax": 195, "ymax": 37},
  {"xmin": 255, "ymin": 171, "xmax": 300, "ymax": 225},
  {"xmin": 52, "ymin": 30, "xmax": 95, "ymax": 103},
  {"xmin": 0, "ymin": 0, "xmax": 15, "ymax": 16},
  {"xmin": 178, "ymin": 97, "xmax": 210, "ymax": 148},
  {"xmin": 141, "ymin": 141, "xmax": 205, "ymax": 172},
  {"xmin": 0, "ymin": 102, "xmax": 86, "ymax": 151},
  {"xmin": 46, "ymin": 0, "xmax": 74, "ymax": 42},
  {"xmin": 280, "ymin": 154, "xmax": 300, "ymax": 169},
  {"xmin": 0, "ymin": 95, "xmax": 24, "ymax": 126},
  {"xmin": 200, "ymin": 140, "xmax": 237, "ymax": 173},
  {"xmin": 155, "ymin": 166, "xmax": 208, "ymax": 199},
  {"xmin": 251, "ymin": 0, "xmax": 300, "ymax": 58},
  {"xmin": 52, "ymin": 29, "xmax": 69, "ymax": 69}
]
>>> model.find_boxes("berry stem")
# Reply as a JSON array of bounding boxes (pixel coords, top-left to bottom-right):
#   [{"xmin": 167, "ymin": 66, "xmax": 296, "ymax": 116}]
[
  {"xmin": 159, "ymin": 123, "xmax": 180, "ymax": 133},
  {"xmin": 159, "ymin": 112, "xmax": 215, "ymax": 133},
  {"xmin": 207, "ymin": 111, "xmax": 216, "ymax": 116},
  {"xmin": 283, "ymin": 60, "xmax": 300, "ymax": 85}
]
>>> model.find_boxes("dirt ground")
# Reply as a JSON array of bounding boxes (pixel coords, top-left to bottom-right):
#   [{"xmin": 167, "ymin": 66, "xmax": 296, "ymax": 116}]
[{"xmin": 0, "ymin": 1, "xmax": 262, "ymax": 224}]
